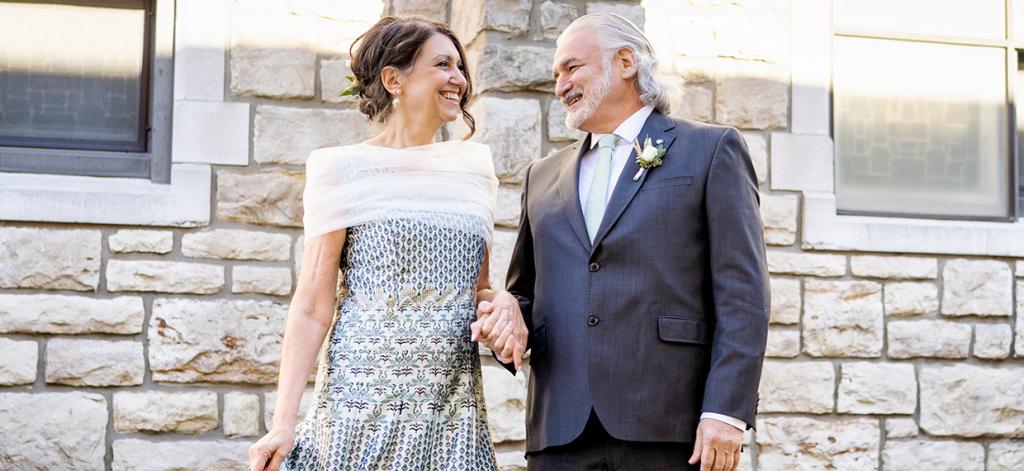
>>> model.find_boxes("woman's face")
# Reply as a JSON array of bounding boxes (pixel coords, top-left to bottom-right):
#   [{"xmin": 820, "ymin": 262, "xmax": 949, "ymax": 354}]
[{"xmin": 396, "ymin": 33, "xmax": 468, "ymax": 126}]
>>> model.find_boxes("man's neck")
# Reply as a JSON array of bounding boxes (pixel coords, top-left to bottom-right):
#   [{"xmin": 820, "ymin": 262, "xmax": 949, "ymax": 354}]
[{"xmin": 582, "ymin": 98, "xmax": 646, "ymax": 134}]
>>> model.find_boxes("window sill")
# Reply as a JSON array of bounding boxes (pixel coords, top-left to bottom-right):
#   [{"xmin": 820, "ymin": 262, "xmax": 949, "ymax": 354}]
[
  {"xmin": 0, "ymin": 164, "xmax": 210, "ymax": 227},
  {"xmin": 803, "ymin": 192, "xmax": 1024, "ymax": 257}
]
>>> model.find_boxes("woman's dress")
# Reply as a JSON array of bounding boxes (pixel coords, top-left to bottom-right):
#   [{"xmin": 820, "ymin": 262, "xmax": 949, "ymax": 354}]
[{"xmin": 284, "ymin": 141, "xmax": 499, "ymax": 470}]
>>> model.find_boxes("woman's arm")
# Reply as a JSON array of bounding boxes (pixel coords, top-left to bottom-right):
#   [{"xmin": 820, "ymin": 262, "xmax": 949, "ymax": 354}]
[{"xmin": 249, "ymin": 229, "xmax": 347, "ymax": 471}]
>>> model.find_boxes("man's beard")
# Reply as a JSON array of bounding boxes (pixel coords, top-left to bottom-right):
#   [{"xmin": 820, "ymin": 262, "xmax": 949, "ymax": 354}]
[{"xmin": 564, "ymin": 59, "xmax": 613, "ymax": 130}]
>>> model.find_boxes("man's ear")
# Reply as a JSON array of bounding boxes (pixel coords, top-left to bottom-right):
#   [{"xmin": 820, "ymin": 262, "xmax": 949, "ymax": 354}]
[
  {"xmin": 380, "ymin": 65, "xmax": 402, "ymax": 95},
  {"xmin": 616, "ymin": 47, "xmax": 638, "ymax": 80}
]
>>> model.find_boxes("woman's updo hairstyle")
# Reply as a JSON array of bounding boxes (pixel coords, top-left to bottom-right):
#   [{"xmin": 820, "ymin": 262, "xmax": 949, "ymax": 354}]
[{"xmin": 348, "ymin": 16, "xmax": 475, "ymax": 137}]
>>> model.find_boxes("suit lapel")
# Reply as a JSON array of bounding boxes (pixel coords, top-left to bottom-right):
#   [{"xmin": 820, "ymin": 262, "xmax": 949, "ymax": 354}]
[
  {"xmin": 590, "ymin": 111, "xmax": 677, "ymax": 252},
  {"xmin": 556, "ymin": 136, "xmax": 592, "ymax": 251}
]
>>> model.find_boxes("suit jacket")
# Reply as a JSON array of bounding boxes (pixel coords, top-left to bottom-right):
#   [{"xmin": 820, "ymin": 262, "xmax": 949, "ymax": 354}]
[{"xmin": 505, "ymin": 110, "xmax": 770, "ymax": 452}]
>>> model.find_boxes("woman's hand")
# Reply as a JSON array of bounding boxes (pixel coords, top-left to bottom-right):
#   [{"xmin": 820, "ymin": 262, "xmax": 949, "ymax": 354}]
[
  {"xmin": 248, "ymin": 426, "xmax": 296, "ymax": 471},
  {"xmin": 472, "ymin": 290, "xmax": 528, "ymax": 370}
]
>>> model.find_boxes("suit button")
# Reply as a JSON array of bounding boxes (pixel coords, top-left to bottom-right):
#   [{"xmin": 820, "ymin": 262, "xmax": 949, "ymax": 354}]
[
  {"xmin": 588, "ymin": 262, "xmax": 600, "ymax": 272},
  {"xmin": 587, "ymin": 315, "xmax": 599, "ymax": 326}
]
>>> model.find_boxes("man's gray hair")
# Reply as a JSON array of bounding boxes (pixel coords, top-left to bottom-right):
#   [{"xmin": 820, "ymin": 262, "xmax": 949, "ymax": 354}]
[{"xmin": 559, "ymin": 12, "xmax": 681, "ymax": 114}]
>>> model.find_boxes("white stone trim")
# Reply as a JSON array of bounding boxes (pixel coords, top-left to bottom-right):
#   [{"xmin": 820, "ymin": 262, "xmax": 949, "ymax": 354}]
[
  {"xmin": 171, "ymin": 101, "xmax": 250, "ymax": 166},
  {"xmin": 792, "ymin": 0, "xmax": 1024, "ymax": 257},
  {"xmin": 0, "ymin": 164, "xmax": 211, "ymax": 227},
  {"xmin": 173, "ymin": 0, "xmax": 228, "ymax": 102}
]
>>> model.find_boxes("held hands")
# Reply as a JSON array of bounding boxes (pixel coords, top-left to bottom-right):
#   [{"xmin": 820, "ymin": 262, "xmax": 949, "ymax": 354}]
[
  {"xmin": 248, "ymin": 426, "xmax": 295, "ymax": 471},
  {"xmin": 688, "ymin": 418, "xmax": 744, "ymax": 471},
  {"xmin": 470, "ymin": 291, "xmax": 528, "ymax": 371}
]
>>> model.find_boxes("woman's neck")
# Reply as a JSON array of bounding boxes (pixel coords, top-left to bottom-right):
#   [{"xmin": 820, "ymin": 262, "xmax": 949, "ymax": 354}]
[{"xmin": 367, "ymin": 112, "xmax": 441, "ymax": 149}]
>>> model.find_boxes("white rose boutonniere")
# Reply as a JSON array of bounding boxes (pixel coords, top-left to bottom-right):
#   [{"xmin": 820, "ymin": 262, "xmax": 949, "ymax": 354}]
[{"xmin": 632, "ymin": 135, "xmax": 667, "ymax": 181}]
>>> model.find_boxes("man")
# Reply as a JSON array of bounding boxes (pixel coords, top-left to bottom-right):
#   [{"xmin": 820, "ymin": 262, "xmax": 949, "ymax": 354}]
[{"xmin": 473, "ymin": 12, "xmax": 769, "ymax": 471}]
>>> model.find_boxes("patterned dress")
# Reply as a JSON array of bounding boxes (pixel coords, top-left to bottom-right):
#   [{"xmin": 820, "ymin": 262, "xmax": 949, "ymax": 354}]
[{"xmin": 284, "ymin": 144, "xmax": 498, "ymax": 470}]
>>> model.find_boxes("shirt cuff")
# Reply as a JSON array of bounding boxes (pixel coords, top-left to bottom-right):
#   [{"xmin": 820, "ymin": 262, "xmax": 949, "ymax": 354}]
[{"xmin": 700, "ymin": 412, "xmax": 746, "ymax": 431}]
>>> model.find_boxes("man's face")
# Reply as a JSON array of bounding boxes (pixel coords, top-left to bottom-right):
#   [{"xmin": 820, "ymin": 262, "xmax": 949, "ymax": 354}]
[{"xmin": 552, "ymin": 29, "xmax": 614, "ymax": 131}]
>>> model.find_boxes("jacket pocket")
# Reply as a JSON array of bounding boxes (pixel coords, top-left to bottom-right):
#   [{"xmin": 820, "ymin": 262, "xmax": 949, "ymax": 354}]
[
  {"xmin": 657, "ymin": 316, "xmax": 709, "ymax": 345},
  {"xmin": 641, "ymin": 175, "xmax": 694, "ymax": 191}
]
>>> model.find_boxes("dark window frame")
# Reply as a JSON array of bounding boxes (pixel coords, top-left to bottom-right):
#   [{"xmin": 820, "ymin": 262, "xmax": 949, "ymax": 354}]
[
  {"xmin": 831, "ymin": 9, "xmax": 1022, "ymax": 222},
  {"xmin": 0, "ymin": 0, "xmax": 173, "ymax": 183}
]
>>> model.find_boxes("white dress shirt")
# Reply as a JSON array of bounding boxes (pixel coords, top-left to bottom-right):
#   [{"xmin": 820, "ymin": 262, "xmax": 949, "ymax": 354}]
[{"xmin": 576, "ymin": 105, "xmax": 747, "ymax": 433}]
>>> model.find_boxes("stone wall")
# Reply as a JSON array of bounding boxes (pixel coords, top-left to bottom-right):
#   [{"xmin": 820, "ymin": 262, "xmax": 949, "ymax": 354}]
[{"xmin": 1, "ymin": 0, "xmax": 1022, "ymax": 470}]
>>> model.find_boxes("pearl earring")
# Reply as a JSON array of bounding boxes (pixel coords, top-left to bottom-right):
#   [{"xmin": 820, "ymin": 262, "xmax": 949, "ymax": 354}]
[{"xmin": 392, "ymin": 90, "xmax": 401, "ymax": 109}]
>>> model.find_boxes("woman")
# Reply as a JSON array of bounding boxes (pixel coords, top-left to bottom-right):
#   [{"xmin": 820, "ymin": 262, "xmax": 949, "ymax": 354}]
[{"xmin": 248, "ymin": 16, "xmax": 526, "ymax": 471}]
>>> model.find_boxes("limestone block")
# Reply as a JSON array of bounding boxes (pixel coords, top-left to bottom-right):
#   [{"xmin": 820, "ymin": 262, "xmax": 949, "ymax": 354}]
[
  {"xmin": 108, "ymin": 230, "xmax": 173, "ymax": 254},
  {"xmin": 769, "ymin": 132, "xmax": 833, "ymax": 193},
  {"xmin": 483, "ymin": 364, "xmax": 527, "ymax": 443},
  {"xmin": 112, "ymin": 439, "xmax": 252, "ymax": 471},
  {"xmin": 974, "ymin": 323, "xmax": 1012, "ymax": 359},
  {"xmin": 295, "ymin": 236, "xmax": 305, "ymax": 278},
  {"xmin": 766, "ymin": 251, "xmax": 845, "ymax": 277},
  {"xmin": 467, "ymin": 36, "xmax": 555, "ymax": 93},
  {"xmin": 320, "ymin": 58, "xmax": 354, "ymax": 104},
  {"xmin": 539, "ymin": 1, "xmax": 578, "ymax": 40},
  {"xmin": 0, "ymin": 227, "xmax": 101, "ymax": 291},
  {"xmin": 149, "ymin": 298, "xmax": 288, "ymax": 383},
  {"xmin": 182, "ymin": 229, "xmax": 291, "ymax": 261},
  {"xmin": 547, "ymin": 101, "xmax": 585, "ymax": 142},
  {"xmin": 230, "ymin": 46, "xmax": 315, "ymax": 99},
  {"xmin": 497, "ymin": 450, "xmax": 527, "ymax": 471},
  {"xmin": 113, "ymin": 391, "xmax": 219, "ymax": 434},
  {"xmin": 456, "ymin": 96, "xmax": 542, "ymax": 183},
  {"xmin": 0, "ymin": 393, "xmax": 107, "ymax": 470},
  {"xmin": 942, "ymin": 259, "xmax": 1013, "ymax": 316},
  {"xmin": 989, "ymin": 441, "xmax": 1024, "ymax": 471},
  {"xmin": 715, "ymin": 64, "xmax": 787, "ymax": 130},
  {"xmin": 391, "ymin": 0, "xmax": 447, "ymax": 21},
  {"xmin": 1017, "ymin": 281, "xmax": 1024, "ymax": 357},
  {"xmin": 769, "ymin": 277, "xmax": 800, "ymax": 324},
  {"xmin": 850, "ymin": 255, "xmax": 937, "ymax": 279},
  {"xmin": 882, "ymin": 440, "xmax": 984, "ymax": 471},
  {"xmin": 837, "ymin": 362, "xmax": 916, "ymax": 415},
  {"xmin": 919, "ymin": 364, "xmax": 1024, "ymax": 437},
  {"xmin": 264, "ymin": 389, "xmax": 315, "ymax": 429},
  {"xmin": 496, "ymin": 184, "xmax": 523, "ymax": 228},
  {"xmin": 756, "ymin": 417, "xmax": 879, "ymax": 470},
  {"xmin": 254, "ymin": 105, "xmax": 373, "ymax": 165},
  {"xmin": 1017, "ymin": 260, "xmax": 1024, "ymax": 277},
  {"xmin": 232, "ymin": 266, "xmax": 293, "ymax": 297},
  {"xmin": 884, "ymin": 418, "xmax": 919, "ymax": 438},
  {"xmin": 671, "ymin": 83, "xmax": 713, "ymax": 123},
  {"xmin": 216, "ymin": 170, "xmax": 305, "ymax": 227},
  {"xmin": 764, "ymin": 328, "xmax": 799, "ymax": 358},
  {"xmin": 46, "ymin": 338, "xmax": 144, "ymax": 386},
  {"xmin": 451, "ymin": 0, "xmax": 531, "ymax": 44},
  {"xmin": 0, "ymin": 338, "xmax": 36, "ymax": 385},
  {"xmin": 887, "ymin": 320, "xmax": 971, "ymax": 359},
  {"xmin": 489, "ymin": 229, "xmax": 518, "ymax": 290},
  {"xmin": 172, "ymin": 101, "xmax": 251, "ymax": 166},
  {"xmin": 761, "ymin": 194, "xmax": 797, "ymax": 246},
  {"xmin": 225, "ymin": 392, "xmax": 261, "ymax": 437},
  {"xmin": 107, "ymin": 260, "xmax": 225, "ymax": 294},
  {"xmin": 741, "ymin": 132, "xmax": 767, "ymax": 185},
  {"xmin": 803, "ymin": 280, "xmax": 883, "ymax": 357},
  {"xmin": 883, "ymin": 282, "xmax": 938, "ymax": 316},
  {"xmin": 758, "ymin": 360, "xmax": 834, "ymax": 413},
  {"xmin": 586, "ymin": 2, "xmax": 645, "ymax": 29},
  {"xmin": 0, "ymin": 294, "xmax": 144, "ymax": 334}
]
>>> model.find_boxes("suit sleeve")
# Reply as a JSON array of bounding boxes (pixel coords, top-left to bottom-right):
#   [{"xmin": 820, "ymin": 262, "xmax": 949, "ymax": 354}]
[
  {"xmin": 495, "ymin": 164, "xmax": 536, "ymax": 375},
  {"xmin": 701, "ymin": 128, "xmax": 770, "ymax": 428}
]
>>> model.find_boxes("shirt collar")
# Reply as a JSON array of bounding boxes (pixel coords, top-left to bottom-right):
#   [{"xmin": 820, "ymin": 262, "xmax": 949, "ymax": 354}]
[{"xmin": 588, "ymin": 105, "xmax": 656, "ymax": 150}]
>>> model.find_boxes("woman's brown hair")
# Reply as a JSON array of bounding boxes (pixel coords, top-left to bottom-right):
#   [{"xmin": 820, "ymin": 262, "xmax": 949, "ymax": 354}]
[{"xmin": 348, "ymin": 16, "xmax": 475, "ymax": 138}]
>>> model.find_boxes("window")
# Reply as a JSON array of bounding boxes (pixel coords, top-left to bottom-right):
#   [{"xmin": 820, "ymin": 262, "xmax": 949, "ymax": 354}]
[
  {"xmin": 831, "ymin": 0, "xmax": 1019, "ymax": 220},
  {"xmin": 0, "ymin": 0, "xmax": 171, "ymax": 182}
]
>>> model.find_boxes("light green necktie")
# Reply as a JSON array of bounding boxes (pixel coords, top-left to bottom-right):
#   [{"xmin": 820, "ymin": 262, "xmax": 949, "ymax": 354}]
[{"xmin": 584, "ymin": 134, "xmax": 618, "ymax": 242}]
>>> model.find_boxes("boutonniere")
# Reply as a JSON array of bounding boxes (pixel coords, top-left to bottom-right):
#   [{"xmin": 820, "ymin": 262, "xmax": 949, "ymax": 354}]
[{"xmin": 632, "ymin": 135, "xmax": 666, "ymax": 181}]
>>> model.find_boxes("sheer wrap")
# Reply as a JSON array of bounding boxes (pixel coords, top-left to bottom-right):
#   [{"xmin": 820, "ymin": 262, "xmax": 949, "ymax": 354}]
[{"xmin": 302, "ymin": 140, "xmax": 498, "ymax": 246}]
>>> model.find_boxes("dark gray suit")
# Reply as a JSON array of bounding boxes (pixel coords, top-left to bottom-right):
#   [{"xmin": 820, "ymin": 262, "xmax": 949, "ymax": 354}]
[{"xmin": 505, "ymin": 110, "xmax": 770, "ymax": 454}]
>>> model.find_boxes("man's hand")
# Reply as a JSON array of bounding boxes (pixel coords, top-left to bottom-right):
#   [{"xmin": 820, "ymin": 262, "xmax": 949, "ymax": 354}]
[
  {"xmin": 688, "ymin": 418, "xmax": 744, "ymax": 471},
  {"xmin": 471, "ymin": 291, "xmax": 527, "ymax": 371}
]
